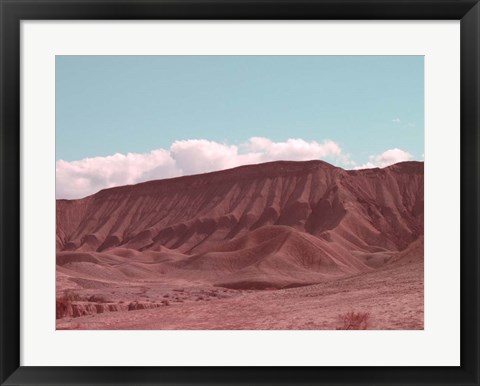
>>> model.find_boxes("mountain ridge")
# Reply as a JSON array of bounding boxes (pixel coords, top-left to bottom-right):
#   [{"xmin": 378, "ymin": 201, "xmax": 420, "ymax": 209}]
[{"xmin": 57, "ymin": 160, "xmax": 423, "ymax": 263}]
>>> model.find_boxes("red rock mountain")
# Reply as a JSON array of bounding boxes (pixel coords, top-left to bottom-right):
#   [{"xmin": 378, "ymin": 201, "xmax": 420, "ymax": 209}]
[{"xmin": 56, "ymin": 160, "xmax": 424, "ymax": 289}]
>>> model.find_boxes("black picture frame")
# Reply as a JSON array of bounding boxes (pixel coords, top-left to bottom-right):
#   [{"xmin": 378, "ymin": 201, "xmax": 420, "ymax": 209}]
[{"xmin": 1, "ymin": 0, "xmax": 479, "ymax": 385}]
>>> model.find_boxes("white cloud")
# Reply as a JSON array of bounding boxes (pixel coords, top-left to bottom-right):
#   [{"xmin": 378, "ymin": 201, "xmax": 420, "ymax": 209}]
[
  {"xmin": 243, "ymin": 137, "xmax": 342, "ymax": 162},
  {"xmin": 56, "ymin": 149, "xmax": 179, "ymax": 199},
  {"xmin": 56, "ymin": 137, "xmax": 349, "ymax": 199},
  {"xmin": 392, "ymin": 118, "xmax": 401, "ymax": 123},
  {"xmin": 170, "ymin": 139, "xmax": 256, "ymax": 176},
  {"xmin": 355, "ymin": 148, "xmax": 413, "ymax": 169}
]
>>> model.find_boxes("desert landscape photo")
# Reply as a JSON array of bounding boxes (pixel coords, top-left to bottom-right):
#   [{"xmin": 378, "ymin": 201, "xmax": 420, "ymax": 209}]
[{"xmin": 56, "ymin": 56, "xmax": 424, "ymax": 329}]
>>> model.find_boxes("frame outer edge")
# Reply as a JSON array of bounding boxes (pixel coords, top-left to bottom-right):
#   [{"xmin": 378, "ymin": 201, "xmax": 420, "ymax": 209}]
[
  {"xmin": 0, "ymin": 1, "xmax": 21, "ymax": 385},
  {"xmin": 461, "ymin": 1, "xmax": 480, "ymax": 384},
  {"xmin": 1, "ymin": 0, "xmax": 479, "ymax": 385}
]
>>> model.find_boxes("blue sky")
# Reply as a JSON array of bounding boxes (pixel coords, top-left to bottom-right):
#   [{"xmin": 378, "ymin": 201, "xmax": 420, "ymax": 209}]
[{"xmin": 56, "ymin": 55, "xmax": 423, "ymax": 198}]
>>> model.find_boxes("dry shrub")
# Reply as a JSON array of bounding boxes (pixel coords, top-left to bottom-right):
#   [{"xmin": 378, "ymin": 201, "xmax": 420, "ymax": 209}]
[
  {"xmin": 336, "ymin": 311, "xmax": 370, "ymax": 330},
  {"xmin": 55, "ymin": 290, "xmax": 80, "ymax": 319},
  {"xmin": 56, "ymin": 297, "xmax": 71, "ymax": 319},
  {"xmin": 63, "ymin": 290, "xmax": 82, "ymax": 301},
  {"xmin": 87, "ymin": 294, "xmax": 109, "ymax": 303}
]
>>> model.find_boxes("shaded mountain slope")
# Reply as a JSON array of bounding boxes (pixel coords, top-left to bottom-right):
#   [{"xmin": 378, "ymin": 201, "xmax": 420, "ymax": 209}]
[{"xmin": 56, "ymin": 160, "xmax": 423, "ymax": 288}]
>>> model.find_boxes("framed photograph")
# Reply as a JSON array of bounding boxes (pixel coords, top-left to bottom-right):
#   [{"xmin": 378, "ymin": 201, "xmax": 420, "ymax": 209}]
[{"xmin": 1, "ymin": 0, "xmax": 479, "ymax": 385}]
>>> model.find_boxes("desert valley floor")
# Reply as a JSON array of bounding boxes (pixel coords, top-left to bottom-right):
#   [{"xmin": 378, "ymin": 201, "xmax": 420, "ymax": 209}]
[{"xmin": 56, "ymin": 160, "xmax": 424, "ymax": 330}]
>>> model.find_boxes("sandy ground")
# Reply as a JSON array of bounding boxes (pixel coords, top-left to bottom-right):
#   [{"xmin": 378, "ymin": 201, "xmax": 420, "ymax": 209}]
[{"xmin": 56, "ymin": 260, "xmax": 423, "ymax": 330}]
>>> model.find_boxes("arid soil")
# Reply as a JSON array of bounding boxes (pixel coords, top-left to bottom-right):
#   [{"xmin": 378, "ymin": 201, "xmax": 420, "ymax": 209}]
[{"xmin": 56, "ymin": 160, "xmax": 424, "ymax": 330}]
